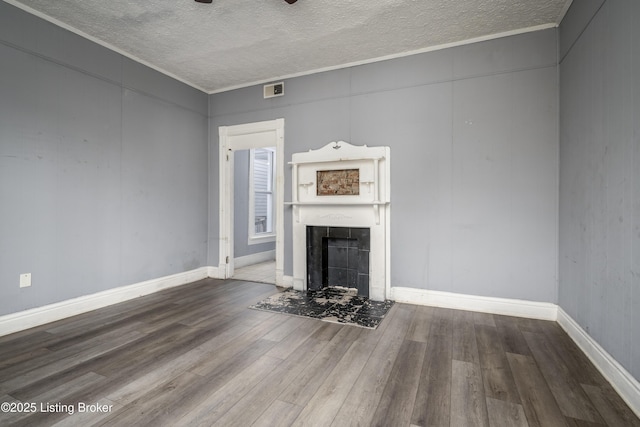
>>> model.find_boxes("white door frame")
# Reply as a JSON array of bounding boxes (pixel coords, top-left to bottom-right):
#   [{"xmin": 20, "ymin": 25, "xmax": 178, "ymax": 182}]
[{"xmin": 218, "ymin": 118, "xmax": 284, "ymax": 285}]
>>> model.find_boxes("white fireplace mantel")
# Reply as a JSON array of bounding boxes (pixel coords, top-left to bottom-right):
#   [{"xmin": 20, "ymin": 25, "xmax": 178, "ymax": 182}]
[{"xmin": 288, "ymin": 141, "xmax": 390, "ymax": 301}]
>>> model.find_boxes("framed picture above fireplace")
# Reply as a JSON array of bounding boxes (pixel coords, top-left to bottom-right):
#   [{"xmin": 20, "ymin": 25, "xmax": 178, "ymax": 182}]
[{"xmin": 316, "ymin": 169, "xmax": 360, "ymax": 196}]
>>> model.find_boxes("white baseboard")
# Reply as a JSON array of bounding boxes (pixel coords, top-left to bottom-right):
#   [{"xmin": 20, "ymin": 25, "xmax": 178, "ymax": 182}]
[
  {"xmin": 389, "ymin": 286, "xmax": 558, "ymax": 321},
  {"xmin": 557, "ymin": 308, "xmax": 640, "ymax": 418},
  {"xmin": 280, "ymin": 274, "xmax": 293, "ymax": 288},
  {"xmin": 207, "ymin": 266, "xmax": 223, "ymax": 279},
  {"xmin": 0, "ymin": 267, "xmax": 210, "ymax": 337},
  {"xmin": 234, "ymin": 250, "xmax": 276, "ymax": 269}
]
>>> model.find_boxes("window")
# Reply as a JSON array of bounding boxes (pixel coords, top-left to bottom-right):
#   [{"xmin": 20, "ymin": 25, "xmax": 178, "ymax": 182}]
[{"xmin": 249, "ymin": 147, "xmax": 276, "ymax": 243}]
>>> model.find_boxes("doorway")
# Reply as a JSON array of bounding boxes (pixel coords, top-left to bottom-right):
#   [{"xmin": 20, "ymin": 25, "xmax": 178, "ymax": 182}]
[{"xmin": 218, "ymin": 119, "xmax": 284, "ymax": 286}]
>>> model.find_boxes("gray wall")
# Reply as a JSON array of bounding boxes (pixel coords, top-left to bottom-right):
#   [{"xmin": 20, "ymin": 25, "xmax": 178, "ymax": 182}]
[
  {"xmin": 559, "ymin": 0, "xmax": 640, "ymax": 381},
  {"xmin": 0, "ymin": 2, "xmax": 209, "ymax": 316},
  {"xmin": 209, "ymin": 29, "xmax": 559, "ymax": 303},
  {"xmin": 233, "ymin": 150, "xmax": 276, "ymax": 258}
]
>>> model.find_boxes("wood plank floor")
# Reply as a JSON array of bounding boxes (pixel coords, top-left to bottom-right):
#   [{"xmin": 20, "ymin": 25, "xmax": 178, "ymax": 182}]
[{"xmin": 0, "ymin": 278, "xmax": 638, "ymax": 427}]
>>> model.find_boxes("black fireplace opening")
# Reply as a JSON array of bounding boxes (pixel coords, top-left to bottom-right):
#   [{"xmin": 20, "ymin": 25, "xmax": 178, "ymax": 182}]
[{"xmin": 306, "ymin": 226, "xmax": 370, "ymax": 297}]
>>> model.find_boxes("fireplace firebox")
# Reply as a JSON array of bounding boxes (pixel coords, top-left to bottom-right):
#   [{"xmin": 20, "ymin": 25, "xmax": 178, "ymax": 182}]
[{"xmin": 306, "ymin": 226, "xmax": 370, "ymax": 297}]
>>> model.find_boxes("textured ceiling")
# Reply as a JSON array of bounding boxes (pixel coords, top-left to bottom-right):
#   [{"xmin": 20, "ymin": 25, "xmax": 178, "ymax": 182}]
[{"xmin": 6, "ymin": 0, "xmax": 572, "ymax": 94}]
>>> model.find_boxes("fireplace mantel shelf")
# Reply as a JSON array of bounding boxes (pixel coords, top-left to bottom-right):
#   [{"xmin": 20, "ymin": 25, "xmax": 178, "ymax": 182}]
[
  {"xmin": 284, "ymin": 201, "xmax": 388, "ymax": 206},
  {"xmin": 286, "ymin": 200, "xmax": 388, "ymax": 225},
  {"xmin": 287, "ymin": 156, "xmax": 385, "ymax": 165}
]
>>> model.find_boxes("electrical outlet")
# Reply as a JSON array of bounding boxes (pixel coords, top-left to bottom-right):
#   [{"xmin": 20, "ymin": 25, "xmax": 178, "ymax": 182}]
[{"xmin": 20, "ymin": 273, "xmax": 31, "ymax": 288}]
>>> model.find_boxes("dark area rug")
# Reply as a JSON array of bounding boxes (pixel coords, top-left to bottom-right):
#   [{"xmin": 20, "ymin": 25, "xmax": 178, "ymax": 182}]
[{"xmin": 249, "ymin": 287, "xmax": 394, "ymax": 329}]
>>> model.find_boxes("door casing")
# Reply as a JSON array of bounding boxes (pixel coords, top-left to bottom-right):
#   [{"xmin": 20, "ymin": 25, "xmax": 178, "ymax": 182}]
[{"xmin": 218, "ymin": 119, "xmax": 284, "ymax": 284}]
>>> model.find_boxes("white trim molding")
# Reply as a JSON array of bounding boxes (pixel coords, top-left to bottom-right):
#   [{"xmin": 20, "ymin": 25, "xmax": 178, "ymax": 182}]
[
  {"xmin": 208, "ymin": 24, "xmax": 558, "ymax": 95},
  {"xmin": 207, "ymin": 266, "xmax": 223, "ymax": 279},
  {"xmin": 281, "ymin": 274, "xmax": 294, "ymax": 289},
  {"xmin": 557, "ymin": 308, "xmax": 640, "ymax": 418},
  {"xmin": 218, "ymin": 119, "xmax": 285, "ymax": 285},
  {"xmin": 390, "ymin": 287, "xmax": 558, "ymax": 321},
  {"xmin": 0, "ymin": 267, "xmax": 211, "ymax": 337}
]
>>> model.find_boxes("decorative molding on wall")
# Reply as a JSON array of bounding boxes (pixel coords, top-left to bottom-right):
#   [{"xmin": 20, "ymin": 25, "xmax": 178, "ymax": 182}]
[
  {"xmin": 234, "ymin": 250, "xmax": 276, "ymax": 269},
  {"xmin": 389, "ymin": 286, "xmax": 558, "ymax": 320},
  {"xmin": 208, "ymin": 24, "xmax": 557, "ymax": 94},
  {"xmin": 0, "ymin": 267, "xmax": 210, "ymax": 337},
  {"xmin": 557, "ymin": 308, "xmax": 640, "ymax": 418}
]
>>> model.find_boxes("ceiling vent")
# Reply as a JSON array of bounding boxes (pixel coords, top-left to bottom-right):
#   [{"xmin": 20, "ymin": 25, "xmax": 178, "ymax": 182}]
[{"xmin": 264, "ymin": 82, "xmax": 284, "ymax": 99}]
